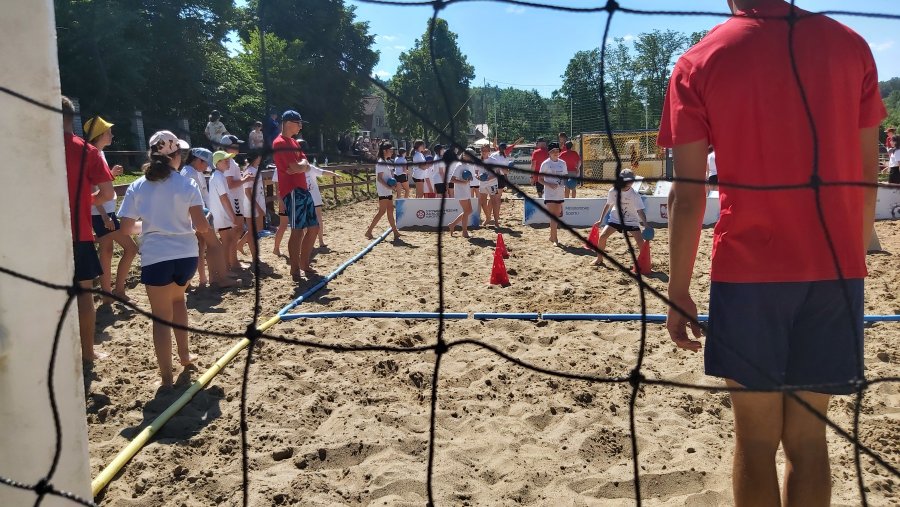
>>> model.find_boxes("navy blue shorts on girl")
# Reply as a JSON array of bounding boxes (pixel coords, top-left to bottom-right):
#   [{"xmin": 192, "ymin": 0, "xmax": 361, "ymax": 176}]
[
  {"xmin": 705, "ymin": 279, "xmax": 864, "ymax": 395},
  {"xmin": 91, "ymin": 212, "xmax": 121, "ymax": 238},
  {"xmin": 141, "ymin": 257, "xmax": 199, "ymax": 287}
]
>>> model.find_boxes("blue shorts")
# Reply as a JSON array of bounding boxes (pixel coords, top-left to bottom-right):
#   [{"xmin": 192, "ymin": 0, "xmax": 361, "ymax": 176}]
[
  {"xmin": 91, "ymin": 212, "xmax": 120, "ymax": 238},
  {"xmin": 73, "ymin": 241, "xmax": 102, "ymax": 282},
  {"xmin": 141, "ymin": 257, "xmax": 198, "ymax": 287},
  {"xmin": 284, "ymin": 188, "xmax": 318, "ymax": 230},
  {"xmin": 706, "ymin": 279, "xmax": 864, "ymax": 395}
]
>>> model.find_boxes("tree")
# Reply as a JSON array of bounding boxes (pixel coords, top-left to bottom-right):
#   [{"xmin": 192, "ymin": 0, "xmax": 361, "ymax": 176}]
[
  {"xmin": 603, "ymin": 38, "xmax": 644, "ymax": 131},
  {"xmin": 558, "ymin": 49, "xmax": 603, "ymax": 134},
  {"xmin": 248, "ymin": 0, "xmax": 378, "ymax": 149},
  {"xmin": 633, "ymin": 30, "xmax": 690, "ymax": 124},
  {"xmin": 386, "ymin": 18, "xmax": 475, "ymax": 146}
]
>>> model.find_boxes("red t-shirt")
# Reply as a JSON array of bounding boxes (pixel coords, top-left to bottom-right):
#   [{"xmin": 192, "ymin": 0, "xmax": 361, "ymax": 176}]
[
  {"xmin": 658, "ymin": 0, "xmax": 885, "ymax": 283},
  {"xmin": 531, "ymin": 147, "xmax": 549, "ymax": 182},
  {"xmin": 64, "ymin": 133, "xmax": 112, "ymax": 242},
  {"xmin": 272, "ymin": 134, "xmax": 308, "ymax": 197},
  {"xmin": 559, "ymin": 150, "xmax": 581, "ymax": 174}
]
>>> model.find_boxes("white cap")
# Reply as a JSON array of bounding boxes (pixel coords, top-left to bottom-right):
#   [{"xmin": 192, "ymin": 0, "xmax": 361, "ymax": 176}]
[{"xmin": 148, "ymin": 130, "xmax": 189, "ymax": 155}]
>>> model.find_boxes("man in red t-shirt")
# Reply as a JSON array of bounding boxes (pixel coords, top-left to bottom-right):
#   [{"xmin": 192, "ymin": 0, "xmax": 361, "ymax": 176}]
[
  {"xmin": 62, "ymin": 96, "xmax": 115, "ymax": 362},
  {"xmin": 530, "ymin": 137, "xmax": 549, "ymax": 197},
  {"xmin": 659, "ymin": 2, "xmax": 884, "ymax": 504},
  {"xmin": 559, "ymin": 141, "xmax": 581, "ymax": 198},
  {"xmin": 272, "ymin": 110, "xmax": 318, "ymax": 280}
]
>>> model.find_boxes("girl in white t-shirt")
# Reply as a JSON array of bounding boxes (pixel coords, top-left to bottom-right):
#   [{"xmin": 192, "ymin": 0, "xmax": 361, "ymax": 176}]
[
  {"xmin": 477, "ymin": 144, "xmax": 499, "ymax": 227},
  {"xmin": 447, "ymin": 150, "xmax": 477, "ymax": 238},
  {"xmin": 204, "ymin": 111, "xmax": 229, "ymax": 147},
  {"xmin": 539, "ymin": 143, "xmax": 569, "ymax": 244},
  {"xmin": 236, "ymin": 151, "xmax": 266, "ymax": 262},
  {"xmin": 208, "ymin": 151, "xmax": 241, "ymax": 272},
  {"xmin": 365, "ymin": 142, "xmax": 402, "ymax": 241},
  {"xmin": 430, "ymin": 144, "xmax": 448, "ymax": 197},
  {"xmin": 181, "ymin": 149, "xmax": 234, "ymax": 288},
  {"xmin": 307, "ymin": 164, "xmax": 337, "ymax": 248},
  {"xmin": 706, "ymin": 146, "xmax": 718, "ymax": 192},
  {"xmin": 592, "ymin": 169, "xmax": 649, "ymax": 266},
  {"xmin": 118, "ymin": 130, "xmax": 208, "ymax": 388},
  {"xmin": 271, "ymin": 169, "xmax": 289, "ymax": 257},
  {"xmin": 393, "ymin": 147, "xmax": 410, "ymax": 198},
  {"xmin": 484, "ymin": 148, "xmax": 509, "ymax": 228},
  {"xmin": 411, "ymin": 140, "xmax": 432, "ymax": 198}
]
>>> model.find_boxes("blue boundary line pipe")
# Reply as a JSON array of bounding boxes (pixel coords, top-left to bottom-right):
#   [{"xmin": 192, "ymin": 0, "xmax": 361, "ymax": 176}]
[
  {"xmin": 281, "ymin": 311, "xmax": 469, "ymax": 320},
  {"xmin": 473, "ymin": 312, "xmax": 541, "ymax": 320},
  {"xmin": 276, "ymin": 229, "xmax": 390, "ymax": 318},
  {"xmin": 541, "ymin": 313, "xmax": 687, "ymax": 322}
]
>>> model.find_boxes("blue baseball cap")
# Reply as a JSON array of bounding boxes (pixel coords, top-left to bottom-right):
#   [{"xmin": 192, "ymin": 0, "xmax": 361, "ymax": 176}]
[
  {"xmin": 190, "ymin": 147, "xmax": 213, "ymax": 166},
  {"xmin": 281, "ymin": 110, "xmax": 307, "ymax": 123}
]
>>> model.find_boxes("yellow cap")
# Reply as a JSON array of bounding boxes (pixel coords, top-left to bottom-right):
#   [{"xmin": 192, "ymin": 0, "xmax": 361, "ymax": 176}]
[{"xmin": 83, "ymin": 116, "xmax": 114, "ymax": 142}]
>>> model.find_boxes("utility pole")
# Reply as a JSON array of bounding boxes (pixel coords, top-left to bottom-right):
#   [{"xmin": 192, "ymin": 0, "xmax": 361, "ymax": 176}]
[
  {"xmin": 643, "ymin": 101, "xmax": 649, "ymax": 155},
  {"xmin": 570, "ymin": 96, "xmax": 573, "ymax": 136}
]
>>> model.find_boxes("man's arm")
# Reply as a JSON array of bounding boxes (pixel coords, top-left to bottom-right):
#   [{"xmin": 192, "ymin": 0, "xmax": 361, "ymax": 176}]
[
  {"xmin": 285, "ymin": 159, "xmax": 309, "ymax": 175},
  {"xmin": 860, "ymin": 127, "xmax": 879, "ymax": 251},
  {"xmin": 666, "ymin": 139, "xmax": 708, "ymax": 352},
  {"xmin": 93, "ymin": 180, "xmax": 115, "ymax": 205}
]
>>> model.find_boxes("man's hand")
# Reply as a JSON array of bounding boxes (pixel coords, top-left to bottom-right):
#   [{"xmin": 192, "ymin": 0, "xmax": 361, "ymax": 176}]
[
  {"xmin": 666, "ymin": 292, "xmax": 703, "ymax": 352},
  {"xmin": 110, "ymin": 164, "xmax": 124, "ymax": 177},
  {"xmin": 102, "ymin": 214, "xmax": 115, "ymax": 231}
]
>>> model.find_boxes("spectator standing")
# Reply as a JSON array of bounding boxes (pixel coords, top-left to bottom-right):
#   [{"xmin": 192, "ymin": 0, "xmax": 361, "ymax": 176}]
[
  {"xmin": 531, "ymin": 137, "xmax": 549, "ymax": 197},
  {"xmin": 273, "ymin": 110, "xmax": 318, "ymax": 280},
  {"xmin": 888, "ymin": 135, "xmax": 900, "ymax": 184},
  {"xmin": 62, "ymin": 97, "xmax": 115, "ymax": 362},
  {"xmin": 248, "ymin": 121, "xmax": 264, "ymax": 150},
  {"xmin": 204, "ymin": 110, "xmax": 229, "ymax": 148},
  {"xmin": 659, "ymin": 1, "xmax": 885, "ymax": 505},
  {"xmin": 117, "ymin": 130, "xmax": 207, "ymax": 388},
  {"xmin": 559, "ymin": 140, "xmax": 582, "ymax": 198},
  {"xmin": 83, "ymin": 116, "xmax": 138, "ymax": 303}
]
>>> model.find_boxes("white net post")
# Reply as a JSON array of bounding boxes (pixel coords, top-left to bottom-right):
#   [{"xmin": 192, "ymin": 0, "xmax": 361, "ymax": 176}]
[{"xmin": 0, "ymin": 0, "xmax": 93, "ymax": 505}]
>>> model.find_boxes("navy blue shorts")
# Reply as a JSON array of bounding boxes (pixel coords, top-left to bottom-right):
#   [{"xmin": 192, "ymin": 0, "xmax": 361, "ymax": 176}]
[
  {"xmin": 141, "ymin": 257, "xmax": 198, "ymax": 287},
  {"xmin": 91, "ymin": 212, "xmax": 120, "ymax": 238},
  {"xmin": 284, "ymin": 188, "xmax": 318, "ymax": 229},
  {"xmin": 73, "ymin": 241, "xmax": 102, "ymax": 282},
  {"xmin": 706, "ymin": 279, "xmax": 864, "ymax": 395}
]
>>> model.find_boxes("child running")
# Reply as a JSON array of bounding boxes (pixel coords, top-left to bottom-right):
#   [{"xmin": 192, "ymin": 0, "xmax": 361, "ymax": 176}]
[
  {"xmin": 539, "ymin": 142, "xmax": 569, "ymax": 245},
  {"xmin": 117, "ymin": 130, "xmax": 206, "ymax": 388},
  {"xmin": 365, "ymin": 142, "xmax": 402, "ymax": 241},
  {"xmin": 447, "ymin": 149, "xmax": 477, "ymax": 238},
  {"xmin": 180, "ymin": 148, "xmax": 234, "ymax": 288},
  {"xmin": 591, "ymin": 168, "xmax": 649, "ymax": 266},
  {"xmin": 83, "ymin": 116, "xmax": 137, "ymax": 303}
]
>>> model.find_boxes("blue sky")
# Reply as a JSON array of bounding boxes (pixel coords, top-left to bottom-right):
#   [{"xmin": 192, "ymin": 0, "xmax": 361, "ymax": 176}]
[{"xmin": 349, "ymin": 0, "xmax": 900, "ymax": 95}]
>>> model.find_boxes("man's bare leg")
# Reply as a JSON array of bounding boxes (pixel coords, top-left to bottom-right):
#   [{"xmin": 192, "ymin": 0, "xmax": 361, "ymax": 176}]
[
  {"xmin": 781, "ymin": 390, "xmax": 832, "ymax": 507},
  {"xmin": 727, "ymin": 379, "xmax": 783, "ymax": 507}
]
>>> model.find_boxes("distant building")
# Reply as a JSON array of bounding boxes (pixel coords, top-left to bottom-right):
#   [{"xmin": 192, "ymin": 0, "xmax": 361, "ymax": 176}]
[{"xmin": 361, "ymin": 95, "xmax": 391, "ymax": 139}]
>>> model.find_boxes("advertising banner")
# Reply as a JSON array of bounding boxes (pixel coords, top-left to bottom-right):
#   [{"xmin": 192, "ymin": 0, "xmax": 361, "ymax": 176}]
[{"xmin": 395, "ymin": 198, "xmax": 481, "ymax": 229}]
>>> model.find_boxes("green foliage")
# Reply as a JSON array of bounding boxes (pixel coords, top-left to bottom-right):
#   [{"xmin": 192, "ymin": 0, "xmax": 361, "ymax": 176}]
[
  {"xmin": 883, "ymin": 90, "xmax": 900, "ymax": 134},
  {"xmin": 55, "ymin": 0, "xmax": 377, "ymax": 151},
  {"xmin": 385, "ymin": 18, "xmax": 475, "ymax": 146}
]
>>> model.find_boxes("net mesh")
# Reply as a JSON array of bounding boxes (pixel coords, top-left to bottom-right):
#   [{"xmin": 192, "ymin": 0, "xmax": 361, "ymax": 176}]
[
  {"xmin": 1, "ymin": 1, "xmax": 899, "ymax": 507},
  {"xmin": 578, "ymin": 130, "xmax": 665, "ymax": 180}
]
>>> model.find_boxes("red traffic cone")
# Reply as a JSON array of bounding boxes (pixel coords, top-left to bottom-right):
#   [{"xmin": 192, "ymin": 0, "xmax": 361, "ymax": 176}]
[
  {"xmin": 632, "ymin": 240, "xmax": 652, "ymax": 275},
  {"xmin": 490, "ymin": 248, "xmax": 511, "ymax": 287},
  {"xmin": 585, "ymin": 224, "xmax": 600, "ymax": 249},
  {"xmin": 496, "ymin": 233, "xmax": 509, "ymax": 259}
]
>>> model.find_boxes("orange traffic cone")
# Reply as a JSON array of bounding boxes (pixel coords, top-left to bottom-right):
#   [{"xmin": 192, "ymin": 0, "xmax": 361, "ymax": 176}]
[
  {"xmin": 496, "ymin": 233, "xmax": 509, "ymax": 259},
  {"xmin": 585, "ymin": 224, "xmax": 600, "ymax": 250},
  {"xmin": 490, "ymin": 248, "xmax": 511, "ymax": 287},
  {"xmin": 633, "ymin": 240, "xmax": 652, "ymax": 274}
]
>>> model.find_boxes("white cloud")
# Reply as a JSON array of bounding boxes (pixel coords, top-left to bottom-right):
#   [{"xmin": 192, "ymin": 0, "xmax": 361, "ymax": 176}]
[
  {"xmin": 392, "ymin": 45, "xmax": 407, "ymax": 51},
  {"xmin": 373, "ymin": 69, "xmax": 391, "ymax": 78},
  {"xmin": 505, "ymin": 6, "xmax": 525, "ymax": 15},
  {"xmin": 377, "ymin": 35, "xmax": 398, "ymax": 42},
  {"xmin": 623, "ymin": 34, "xmax": 635, "ymax": 42},
  {"xmin": 870, "ymin": 40, "xmax": 895, "ymax": 52}
]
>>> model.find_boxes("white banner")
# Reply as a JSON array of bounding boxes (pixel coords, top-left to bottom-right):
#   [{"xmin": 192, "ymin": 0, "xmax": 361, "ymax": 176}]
[
  {"xmin": 523, "ymin": 198, "xmax": 608, "ymax": 227},
  {"xmin": 395, "ymin": 198, "xmax": 480, "ymax": 229},
  {"xmin": 523, "ymin": 196, "xmax": 721, "ymax": 227}
]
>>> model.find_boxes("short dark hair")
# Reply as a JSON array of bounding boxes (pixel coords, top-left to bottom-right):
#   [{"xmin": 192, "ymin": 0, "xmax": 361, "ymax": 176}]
[
  {"xmin": 565, "ymin": 141, "xmax": 573, "ymax": 150},
  {"xmin": 61, "ymin": 96, "xmax": 75, "ymax": 118},
  {"xmin": 559, "ymin": 132, "xmax": 568, "ymax": 138}
]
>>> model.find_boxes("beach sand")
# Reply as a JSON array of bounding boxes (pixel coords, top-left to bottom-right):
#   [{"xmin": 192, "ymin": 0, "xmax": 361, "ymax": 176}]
[{"xmin": 88, "ymin": 195, "xmax": 900, "ymax": 506}]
